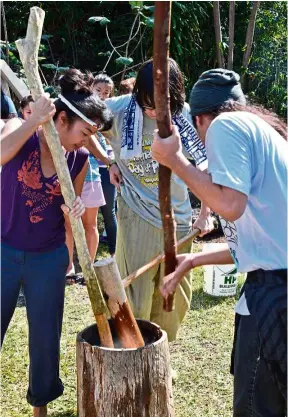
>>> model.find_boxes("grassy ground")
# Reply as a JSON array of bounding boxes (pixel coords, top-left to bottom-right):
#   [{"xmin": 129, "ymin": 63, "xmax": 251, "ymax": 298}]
[{"xmin": 1, "ymin": 242, "xmax": 243, "ymax": 417}]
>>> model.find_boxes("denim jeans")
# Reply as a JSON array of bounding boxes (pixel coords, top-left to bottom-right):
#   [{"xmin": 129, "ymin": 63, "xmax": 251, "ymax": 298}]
[
  {"xmin": 1, "ymin": 242, "xmax": 69, "ymax": 406},
  {"xmin": 99, "ymin": 167, "xmax": 117, "ymax": 254}
]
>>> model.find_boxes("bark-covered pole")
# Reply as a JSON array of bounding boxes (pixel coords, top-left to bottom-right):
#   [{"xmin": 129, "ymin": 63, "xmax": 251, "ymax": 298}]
[
  {"xmin": 15, "ymin": 7, "xmax": 113, "ymax": 348},
  {"xmin": 228, "ymin": 1, "xmax": 235, "ymax": 70},
  {"xmin": 123, "ymin": 228, "xmax": 200, "ymax": 289},
  {"xmin": 153, "ymin": 1, "xmax": 177, "ymax": 312}
]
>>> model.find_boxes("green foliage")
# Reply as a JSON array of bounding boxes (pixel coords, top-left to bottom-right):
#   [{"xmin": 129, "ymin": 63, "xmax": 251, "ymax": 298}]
[
  {"xmin": 1, "ymin": 239, "xmax": 244, "ymax": 417},
  {"xmin": 115, "ymin": 56, "xmax": 133, "ymax": 66},
  {"xmin": 41, "ymin": 63, "xmax": 57, "ymax": 70},
  {"xmin": 142, "ymin": 16, "xmax": 154, "ymax": 28},
  {"xmin": 129, "ymin": 1, "xmax": 143, "ymax": 10},
  {"xmin": 248, "ymin": 2, "xmax": 287, "ymax": 116},
  {"xmin": 1, "ymin": 1, "xmax": 286, "ymax": 117},
  {"xmin": 42, "ymin": 64, "xmax": 69, "ymax": 72},
  {"xmin": 88, "ymin": 16, "xmax": 111, "ymax": 25}
]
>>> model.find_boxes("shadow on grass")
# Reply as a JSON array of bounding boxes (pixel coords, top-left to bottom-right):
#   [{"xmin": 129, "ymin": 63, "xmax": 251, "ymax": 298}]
[
  {"xmin": 50, "ymin": 412, "xmax": 77, "ymax": 417},
  {"xmin": 191, "ymin": 280, "xmax": 243, "ymax": 311}
]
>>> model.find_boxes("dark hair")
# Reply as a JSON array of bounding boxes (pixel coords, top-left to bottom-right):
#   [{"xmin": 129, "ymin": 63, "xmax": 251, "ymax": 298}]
[
  {"xmin": 133, "ymin": 58, "xmax": 185, "ymax": 114},
  {"xmin": 193, "ymin": 100, "xmax": 287, "ymax": 141},
  {"xmin": 93, "ymin": 73, "xmax": 114, "ymax": 96},
  {"xmin": 54, "ymin": 68, "xmax": 113, "ymax": 131},
  {"xmin": 119, "ymin": 77, "xmax": 136, "ymax": 95},
  {"xmin": 20, "ymin": 95, "xmax": 34, "ymax": 109}
]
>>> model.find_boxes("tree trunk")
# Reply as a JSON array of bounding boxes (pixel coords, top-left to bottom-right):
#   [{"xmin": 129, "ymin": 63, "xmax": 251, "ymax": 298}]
[
  {"xmin": 153, "ymin": 1, "xmax": 177, "ymax": 312},
  {"xmin": 15, "ymin": 7, "xmax": 113, "ymax": 348},
  {"xmin": 1, "ymin": 2, "xmax": 9, "ymax": 66},
  {"xmin": 76, "ymin": 320, "xmax": 175, "ymax": 417},
  {"xmin": 242, "ymin": 1, "xmax": 261, "ymax": 85},
  {"xmin": 228, "ymin": 1, "xmax": 235, "ymax": 70},
  {"xmin": 213, "ymin": 1, "xmax": 225, "ymax": 67}
]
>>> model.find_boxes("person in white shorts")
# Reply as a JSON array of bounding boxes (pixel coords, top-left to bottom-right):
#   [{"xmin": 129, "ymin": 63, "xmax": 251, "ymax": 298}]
[{"xmin": 65, "ymin": 132, "xmax": 112, "ymax": 280}]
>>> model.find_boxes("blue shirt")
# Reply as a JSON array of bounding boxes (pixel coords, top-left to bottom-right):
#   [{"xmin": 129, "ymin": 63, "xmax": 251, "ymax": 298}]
[
  {"xmin": 206, "ymin": 111, "xmax": 288, "ymax": 272},
  {"xmin": 85, "ymin": 133, "xmax": 107, "ymax": 183}
]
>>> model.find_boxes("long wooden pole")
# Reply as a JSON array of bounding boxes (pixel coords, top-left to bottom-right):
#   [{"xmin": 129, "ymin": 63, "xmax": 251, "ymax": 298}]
[
  {"xmin": 15, "ymin": 7, "xmax": 113, "ymax": 348},
  {"xmin": 153, "ymin": 1, "xmax": 177, "ymax": 312},
  {"xmin": 123, "ymin": 228, "xmax": 200, "ymax": 289}
]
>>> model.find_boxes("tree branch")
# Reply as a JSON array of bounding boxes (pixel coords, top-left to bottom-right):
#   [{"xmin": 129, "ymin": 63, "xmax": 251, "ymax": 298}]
[
  {"xmin": 228, "ymin": 1, "xmax": 235, "ymax": 70},
  {"xmin": 242, "ymin": 1, "xmax": 261, "ymax": 69},
  {"xmin": 1, "ymin": 2, "xmax": 9, "ymax": 66},
  {"xmin": 153, "ymin": 1, "xmax": 177, "ymax": 312},
  {"xmin": 213, "ymin": 1, "xmax": 225, "ymax": 67}
]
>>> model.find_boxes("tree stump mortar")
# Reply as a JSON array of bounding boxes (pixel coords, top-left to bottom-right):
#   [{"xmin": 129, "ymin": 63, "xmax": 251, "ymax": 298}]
[{"xmin": 76, "ymin": 319, "xmax": 174, "ymax": 417}]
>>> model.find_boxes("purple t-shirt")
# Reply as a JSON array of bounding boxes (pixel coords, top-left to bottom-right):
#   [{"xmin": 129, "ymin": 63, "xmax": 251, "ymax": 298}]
[{"xmin": 1, "ymin": 132, "xmax": 88, "ymax": 252}]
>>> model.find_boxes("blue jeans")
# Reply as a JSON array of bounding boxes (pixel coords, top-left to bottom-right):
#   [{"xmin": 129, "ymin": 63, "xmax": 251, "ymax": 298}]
[
  {"xmin": 99, "ymin": 167, "xmax": 117, "ymax": 255},
  {"xmin": 1, "ymin": 243, "xmax": 69, "ymax": 407}
]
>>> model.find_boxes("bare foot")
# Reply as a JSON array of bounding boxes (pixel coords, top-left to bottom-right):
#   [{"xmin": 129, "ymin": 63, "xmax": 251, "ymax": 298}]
[{"xmin": 33, "ymin": 405, "xmax": 47, "ymax": 417}]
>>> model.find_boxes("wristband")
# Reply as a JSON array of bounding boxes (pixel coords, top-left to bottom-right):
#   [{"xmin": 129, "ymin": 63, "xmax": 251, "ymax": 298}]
[{"xmin": 107, "ymin": 160, "xmax": 117, "ymax": 170}]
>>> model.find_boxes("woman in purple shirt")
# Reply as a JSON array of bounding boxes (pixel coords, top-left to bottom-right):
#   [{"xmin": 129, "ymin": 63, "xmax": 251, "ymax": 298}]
[{"xmin": 1, "ymin": 69, "xmax": 113, "ymax": 417}]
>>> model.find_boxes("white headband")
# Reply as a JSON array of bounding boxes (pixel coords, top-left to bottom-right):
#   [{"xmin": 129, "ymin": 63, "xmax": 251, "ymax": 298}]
[{"xmin": 58, "ymin": 94, "xmax": 98, "ymax": 127}]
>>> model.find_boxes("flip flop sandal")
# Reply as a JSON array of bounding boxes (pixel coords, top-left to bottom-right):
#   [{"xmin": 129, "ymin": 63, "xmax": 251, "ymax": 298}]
[{"xmin": 66, "ymin": 274, "xmax": 82, "ymax": 285}]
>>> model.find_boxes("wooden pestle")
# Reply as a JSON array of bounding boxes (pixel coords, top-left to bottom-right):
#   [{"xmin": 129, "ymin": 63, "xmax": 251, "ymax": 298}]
[{"xmin": 94, "ymin": 258, "xmax": 145, "ymax": 349}]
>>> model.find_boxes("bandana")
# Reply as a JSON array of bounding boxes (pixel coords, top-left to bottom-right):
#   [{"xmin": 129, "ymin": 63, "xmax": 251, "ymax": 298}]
[
  {"xmin": 121, "ymin": 95, "xmax": 207, "ymax": 170},
  {"xmin": 58, "ymin": 94, "xmax": 99, "ymax": 127}
]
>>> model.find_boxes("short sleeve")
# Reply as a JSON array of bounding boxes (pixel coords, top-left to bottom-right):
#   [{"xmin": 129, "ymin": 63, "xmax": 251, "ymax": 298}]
[
  {"xmin": 70, "ymin": 147, "xmax": 89, "ymax": 182},
  {"xmin": 103, "ymin": 95, "xmax": 132, "ymax": 141},
  {"xmin": 206, "ymin": 115, "xmax": 252, "ymax": 196}
]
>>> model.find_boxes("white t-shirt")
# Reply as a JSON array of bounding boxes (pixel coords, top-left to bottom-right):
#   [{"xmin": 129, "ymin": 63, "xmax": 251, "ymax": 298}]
[{"xmin": 206, "ymin": 112, "xmax": 287, "ymax": 315}]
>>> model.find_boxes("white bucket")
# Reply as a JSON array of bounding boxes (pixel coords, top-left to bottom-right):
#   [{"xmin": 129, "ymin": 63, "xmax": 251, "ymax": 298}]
[{"xmin": 203, "ymin": 243, "xmax": 238, "ymax": 297}]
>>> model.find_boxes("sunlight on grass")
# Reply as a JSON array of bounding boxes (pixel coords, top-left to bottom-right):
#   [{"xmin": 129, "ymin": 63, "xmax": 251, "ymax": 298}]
[{"xmin": 1, "ymin": 242, "xmax": 244, "ymax": 417}]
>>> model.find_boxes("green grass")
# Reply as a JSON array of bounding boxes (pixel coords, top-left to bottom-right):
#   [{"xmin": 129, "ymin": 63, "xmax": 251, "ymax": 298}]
[{"xmin": 1, "ymin": 242, "xmax": 243, "ymax": 417}]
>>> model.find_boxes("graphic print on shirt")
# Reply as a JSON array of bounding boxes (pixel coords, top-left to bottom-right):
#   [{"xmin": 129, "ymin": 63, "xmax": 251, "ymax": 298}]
[
  {"xmin": 17, "ymin": 149, "xmax": 61, "ymax": 223},
  {"xmin": 127, "ymin": 134, "xmax": 159, "ymax": 187},
  {"xmin": 219, "ymin": 217, "xmax": 239, "ymax": 270}
]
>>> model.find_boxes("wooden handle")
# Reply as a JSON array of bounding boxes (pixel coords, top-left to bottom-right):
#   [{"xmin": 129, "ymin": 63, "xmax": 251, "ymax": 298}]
[
  {"xmin": 94, "ymin": 258, "xmax": 145, "ymax": 349},
  {"xmin": 15, "ymin": 7, "xmax": 113, "ymax": 348},
  {"xmin": 153, "ymin": 1, "xmax": 176, "ymax": 312},
  {"xmin": 123, "ymin": 229, "xmax": 200, "ymax": 288}
]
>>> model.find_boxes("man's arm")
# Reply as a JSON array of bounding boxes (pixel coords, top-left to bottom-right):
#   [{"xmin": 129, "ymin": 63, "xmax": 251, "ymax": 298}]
[
  {"xmin": 152, "ymin": 127, "xmax": 247, "ymax": 222},
  {"xmin": 173, "ymin": 155, "xmax": 247, "ymax": 221},
  {"xmin": 1, "ymin": 94, "xmax": 56, "ymax": 165},
  {"xmin": 160, "ymin": 246, "xmax": 233, "ymax": 299},
  {"xmin": 86, "ymin": 135, "xmax": 111, "ymax": 166}
]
